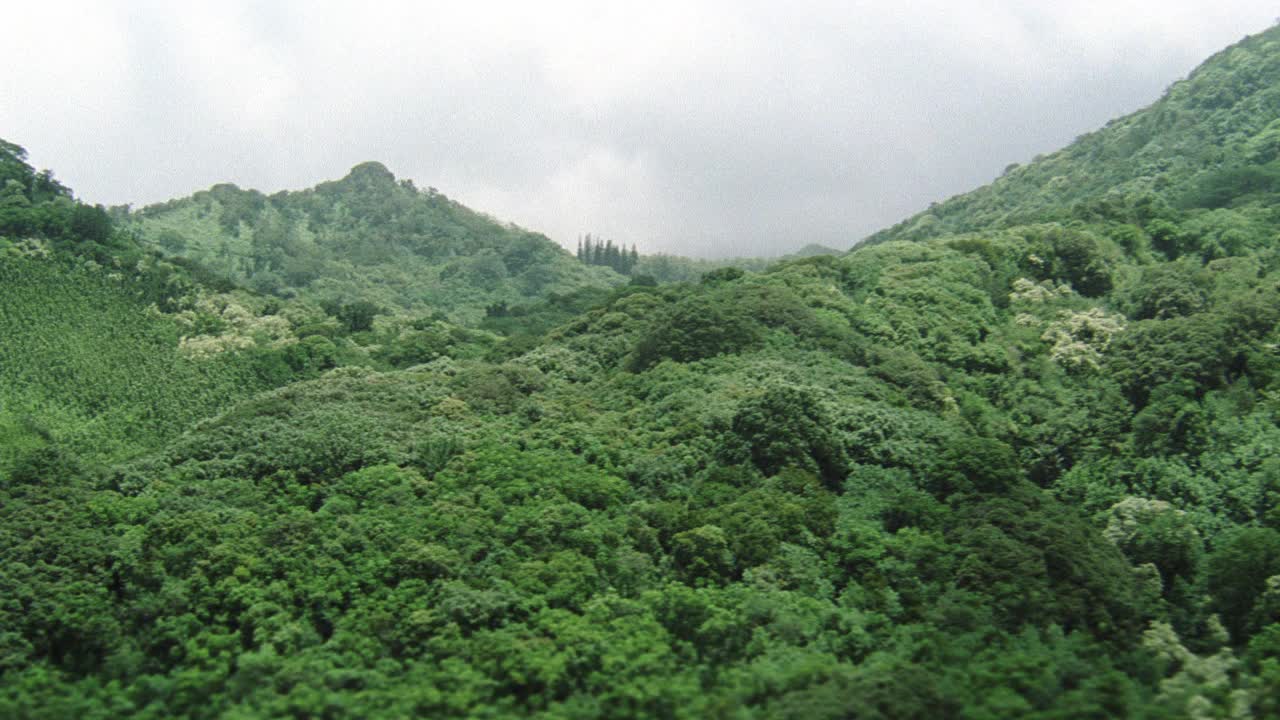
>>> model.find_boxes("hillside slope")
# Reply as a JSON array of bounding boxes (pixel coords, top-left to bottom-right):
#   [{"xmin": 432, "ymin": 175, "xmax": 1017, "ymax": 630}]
[
  {"xmin": 6, "ymin": 26, "xmax": 1280, "ymax": 719},
  {"xmin": 0, "ymin": 141, "xmax": 495, "ymax": 472},
  {"xmin": 129, "ymin": 162, "xmax": 623, "ymax": 323},
  {"xmin": 866, "ymin": 24, "xmax": 1280, "ymax": 247},
  {"xmin": 1, "ymin": 142, "xmax": 293, "ymax": 473}
]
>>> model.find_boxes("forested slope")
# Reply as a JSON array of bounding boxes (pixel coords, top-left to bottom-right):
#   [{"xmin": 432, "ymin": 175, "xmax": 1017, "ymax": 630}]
[
  {"xmin": 0, "ymin": 255, "xmax": 275, "ymax": 470},
  {"xmin": 0, "ymin": 141, "xmax": 511, "ymax": 471},
  {"xmin": 128, "ymin": 162, "xmax": 623, "ymax": 323},
  {"xmin": 4, "ymin": 25, "xmax": 1280, "ymax": 720},
  {"xmin": 0, "ymin": 142, "xmax": 294, "ymax": 474},
  {"xmin": 866, "ymin": 24, "xmax": 1280, "ymax": 248}
]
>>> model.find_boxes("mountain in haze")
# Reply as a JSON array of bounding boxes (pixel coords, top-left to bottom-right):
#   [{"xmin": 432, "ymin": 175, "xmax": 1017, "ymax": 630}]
[
  {"xmin": 128, "ymin": 161, "xmax": 624, "ymax": 323},
  {"xmin": 6, "ymin": 24, "xmax": 1280, "ymax": 719},
  {"xmin": 790, "ymin": 242, "xmax": 843, "ymax": 257},
  {"xmin": 866, "ymin": 25, "xmax": 1280, "ymax": 248},
  {"xmin": 1, "ymin": 142, "xmax": 516, "ymax": 473}
]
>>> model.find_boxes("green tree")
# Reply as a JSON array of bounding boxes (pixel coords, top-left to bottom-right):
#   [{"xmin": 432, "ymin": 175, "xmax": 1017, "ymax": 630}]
[
  {"xmin": 1207, "ymin": 527, "xmax": 1280, "ymax": 641},
  {"xmin": 727, "ymin": 384, "xmax": 849, "ymax": 487}
]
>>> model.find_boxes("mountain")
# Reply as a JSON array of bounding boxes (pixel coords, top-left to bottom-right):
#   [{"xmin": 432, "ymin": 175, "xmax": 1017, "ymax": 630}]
[
  {"xmin": 865, "ymin": 25, "xmax": 1280, "ymax": 246},
  {"xmin": 1, "ymin": 142, "xmax": 289, "ymax": 475},
  {"xmin": 5, "ymin": 25, "xmax": 1280, "ymax": 719},
  {"xmin": 791, "ymin": 243, "xmax": 843, "ymax": 257},
  {"xmin": 0, "ymin": 143, "xmax": 502, "ymax": 473},
  {"xmin": 128, "ymin": 162, "xmax": 624, "ymax": 323}
]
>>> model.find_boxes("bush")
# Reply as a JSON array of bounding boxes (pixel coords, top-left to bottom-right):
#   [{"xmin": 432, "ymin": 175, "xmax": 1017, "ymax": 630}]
[
  {"xmin": 629, "ymin": 293, "xmax": 764, "ymax": 370},
  {"xmin": 1207, "ymin": 527, "xmax": 1280, "ymax": 641},
  {"xmin": 727, "ymin": 384, "xmax": 849, "ymax": 488}
]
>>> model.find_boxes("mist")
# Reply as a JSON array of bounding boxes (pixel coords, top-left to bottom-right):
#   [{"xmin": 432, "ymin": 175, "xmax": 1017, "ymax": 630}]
[{"xmin": 3, "ymin": 1, "xmax": 1276, "ymax": 256}]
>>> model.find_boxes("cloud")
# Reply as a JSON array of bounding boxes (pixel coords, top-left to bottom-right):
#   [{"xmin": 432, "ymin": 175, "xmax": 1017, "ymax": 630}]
[{"xmin": 2, "ymin": 1, "xmax": 1275, "ymax": 256}]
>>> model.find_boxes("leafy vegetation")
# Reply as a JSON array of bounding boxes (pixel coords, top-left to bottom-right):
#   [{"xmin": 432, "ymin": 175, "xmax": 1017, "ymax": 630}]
[
  {"xmin": 127, "ymin": 163, "xmax": 625, "ymax": 324},
  {"xmin": 6, "ymin": 23, "xmax": 1280, "ymax": 719},
  {"xmin": 576, "ymin": 233, "xmax": 640, "ymax": 275},
  {"xmin": 0, "ymin": 255, "xmax": 271, "ymax": 470},
  {"xmin": 866, "ymin": 25, "xmax": 1280, "ymax": 249}
]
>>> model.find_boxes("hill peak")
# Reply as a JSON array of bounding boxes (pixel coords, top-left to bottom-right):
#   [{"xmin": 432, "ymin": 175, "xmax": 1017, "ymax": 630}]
[{"xmin": 332, "ymin": 161, "xmax": 398, "ymax": 192}]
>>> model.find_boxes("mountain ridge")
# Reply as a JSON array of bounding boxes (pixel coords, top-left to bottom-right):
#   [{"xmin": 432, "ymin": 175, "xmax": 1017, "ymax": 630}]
[
  {"xmin": 128, "ymin": 161, "xmax": 625, "ymax": 324},
  {"xmin": 862, "ymin": 23, "xmax": 1280, "ymax": 247},
  {"xmin": 5, "ymin": 23, "xmax": 1280, "ymax": 718}
]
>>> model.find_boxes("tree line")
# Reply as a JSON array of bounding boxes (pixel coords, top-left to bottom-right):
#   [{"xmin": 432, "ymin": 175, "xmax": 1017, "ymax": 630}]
[{"xmin": 576, "ymin": 232, "xmax": 639, "ymax": 274}]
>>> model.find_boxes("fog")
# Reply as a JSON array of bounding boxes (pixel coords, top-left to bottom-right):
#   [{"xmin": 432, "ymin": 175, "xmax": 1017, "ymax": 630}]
[{"xmin": 3, "ymin": 1, "xmax": 1275, "ymax": 256}]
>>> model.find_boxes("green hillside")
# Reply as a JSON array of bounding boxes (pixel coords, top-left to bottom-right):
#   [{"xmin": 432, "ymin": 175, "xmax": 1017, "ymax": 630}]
[
  {"xmin": 0, "ymin": 143, "xmax": 291, "ymax": 473},
  {"xmin": 129, "ymin": 163, "xmax": 623, "ymax": 324},
  {"xmin": 866, "ymin": 25, "xmax": 1280, "ymax": 249},
  {"xmin": 6, "ymin": 24, "xmax": 1280, "ymax": 720},
  {"xmin": 0, "ymin": 142, "xmax": 491, "ymax": 472},
  {"xmin": 0, "ymin": 254, "xmax": 274, "ymax": 470}
]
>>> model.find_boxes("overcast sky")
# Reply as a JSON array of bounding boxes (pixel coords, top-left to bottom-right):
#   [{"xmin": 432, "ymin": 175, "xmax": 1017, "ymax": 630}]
[{"xmin": 3, "ymin": 2, "xmax": 1276, "ymax": 257}]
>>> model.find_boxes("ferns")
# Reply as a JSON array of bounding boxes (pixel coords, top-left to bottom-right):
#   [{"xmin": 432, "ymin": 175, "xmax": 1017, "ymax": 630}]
[{"xmin": 0, "ymin": 255, "xmax": 267, "ymax": 467}]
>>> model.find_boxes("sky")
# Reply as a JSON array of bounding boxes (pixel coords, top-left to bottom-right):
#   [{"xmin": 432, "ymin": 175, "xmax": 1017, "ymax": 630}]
[{"xmin": 3, "ymin": 2, "xmax": 1277, "ymax": 257}]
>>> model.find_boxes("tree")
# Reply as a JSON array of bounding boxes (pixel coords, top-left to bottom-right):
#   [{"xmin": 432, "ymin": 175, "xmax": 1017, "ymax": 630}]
[
  {"xmin": 727, "ymin": 383, "xmax": 849, "ymax": 487},
  {"xmin": 69, "ymin": 204, "xmax": 112, "ymax": 246},
  {"xmin": 671, "ymin": 525, "xmax": 734, "ymax": 583},
  {"xmin": 1207, "ymin": 527, "xmax": 1280, "ymax": 641},
  {"xmin": 628, "ymin": 292, "xmax": 764, "ymax": 370},
  {"xmin": 1107, "ymin": 314, "xmax": 1233, "ymax": 406},
  {"xmin": 1147, "ymin": 219, "xmax": 1188, "ymax": 259},
  {"xmin": 158, "ymin": 229, "xmax": 189, "ymax": 254},
  {"xmin": 1103, "ymin": 497, "xmax": 1203, "ymax": 592},
  {"xmin": 0, "ymin": 179, "xmax": 34, "ymax": 236},
  {"xmin": 928, "ymin": 436, "xmax": 1021, "ymax": 496},
  {"xmin": 336, "ymin": 300, "xmax": 380, "ymax": 332}
]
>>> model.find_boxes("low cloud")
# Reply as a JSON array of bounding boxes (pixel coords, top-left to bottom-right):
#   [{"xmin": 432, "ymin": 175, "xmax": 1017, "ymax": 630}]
[{"xmin": 3, "ymin": 1, "xmax": 1275, "ymax": 256}]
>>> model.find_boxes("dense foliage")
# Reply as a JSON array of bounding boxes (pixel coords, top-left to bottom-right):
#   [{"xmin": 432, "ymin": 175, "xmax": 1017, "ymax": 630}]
[
  {"xmin": 576, "ymin": 234, "xmax": 640, "ymax": 275},
  {"xmin": 0, "ymin": 255, "xmax": 272, "ymax": 470},
  {"xmin": 5, "ymin": 24, "xmax": 1280, "ymax": 719},
  {"xmin": 866, "ymin": 26, "xmax": 1280, "ymax": 247},
  {"xmin": 627, "ymin": 244, "xmax": 841, "ymax": 285},
  {"xmin": 127, "ymin": 163, "xmax": 624, "ymax": 324}
]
